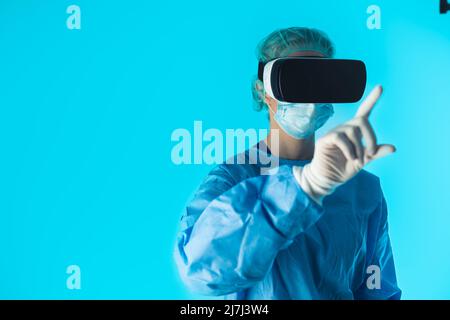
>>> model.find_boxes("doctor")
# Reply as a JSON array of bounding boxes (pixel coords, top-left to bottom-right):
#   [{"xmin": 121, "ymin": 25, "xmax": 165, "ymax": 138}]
[{"xmin": 174, "ymin": 27, "xmax": 401, "ymax": 300}]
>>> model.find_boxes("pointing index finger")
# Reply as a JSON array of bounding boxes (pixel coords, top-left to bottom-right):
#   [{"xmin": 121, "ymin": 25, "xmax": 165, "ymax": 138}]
[{"xmin": 355, "ymin": 85, "xmax": 383, "ymax": 118}]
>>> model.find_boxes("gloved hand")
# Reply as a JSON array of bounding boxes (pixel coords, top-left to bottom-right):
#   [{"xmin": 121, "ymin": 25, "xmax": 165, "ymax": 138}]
[{"xmin": 293, "ymin": 85, "xmax": 396, "ymax": 205}]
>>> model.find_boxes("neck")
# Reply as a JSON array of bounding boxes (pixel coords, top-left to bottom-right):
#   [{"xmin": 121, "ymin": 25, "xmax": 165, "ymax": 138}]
[{"xmin": 265, "ymin": 124, "xmax": 315, "ymax": 161}]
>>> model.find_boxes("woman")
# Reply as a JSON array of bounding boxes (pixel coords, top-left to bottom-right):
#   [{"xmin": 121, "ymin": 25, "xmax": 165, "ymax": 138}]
[{"xmin": 174, "ymin": 27, "xmax": 401, "ymax": 299}]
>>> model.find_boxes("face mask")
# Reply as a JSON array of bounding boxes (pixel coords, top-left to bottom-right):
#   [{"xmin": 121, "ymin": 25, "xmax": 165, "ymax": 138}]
[{"xmin": 268, "ymin": 102, "xmax": 334, "ymax": 139}]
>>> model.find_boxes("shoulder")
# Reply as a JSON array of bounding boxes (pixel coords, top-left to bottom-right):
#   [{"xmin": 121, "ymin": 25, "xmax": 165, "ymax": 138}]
[
  {"xmin": 352, "ymin": 169, "xmax": 382, "ymax": 193},
  {"xmin": 353, "ymin": 169, "xmax": 384, "ymax": 209},
  {"xmin": 208, "ymin": 150, "xmax": 261, "ymax": 184},
  {"xmin": 190, "ymin": 151, "xmax": 261, "ymax": 206},
  {"xmin": 330, "ymin": 169, "xmax": 384, "ymax": 213}
]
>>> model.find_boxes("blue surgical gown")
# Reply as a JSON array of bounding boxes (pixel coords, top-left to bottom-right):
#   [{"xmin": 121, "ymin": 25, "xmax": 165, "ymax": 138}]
[{"xmin": 174, "ymin": 143, "xmax": 401, "ymax": 299}]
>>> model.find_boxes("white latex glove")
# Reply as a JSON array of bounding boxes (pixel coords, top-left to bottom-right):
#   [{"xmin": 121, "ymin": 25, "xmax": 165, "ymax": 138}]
[{"xmin": 293, "ymin": 85, "xmax": 396, "ymax": 205}]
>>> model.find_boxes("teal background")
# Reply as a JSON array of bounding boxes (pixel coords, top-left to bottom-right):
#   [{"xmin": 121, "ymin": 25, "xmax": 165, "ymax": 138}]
[{"xmin": 0, "ymin": 0, "xmax": 449, "ymax": 299}]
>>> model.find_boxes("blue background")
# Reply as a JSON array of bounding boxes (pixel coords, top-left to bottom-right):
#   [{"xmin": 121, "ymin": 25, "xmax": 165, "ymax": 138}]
[{"xmin": 0, "ymin": 0, "xmax": 449, "ymax": 299}]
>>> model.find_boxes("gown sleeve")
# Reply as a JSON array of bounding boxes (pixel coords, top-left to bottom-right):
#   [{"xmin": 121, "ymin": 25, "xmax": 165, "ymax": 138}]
[
  {"xmin": 174, "ymin": 164, "xmax": 324, "ymax": 296},
  {"xmin": 353, "ymin": 186, "xmax": 402, "ymax": 300}
]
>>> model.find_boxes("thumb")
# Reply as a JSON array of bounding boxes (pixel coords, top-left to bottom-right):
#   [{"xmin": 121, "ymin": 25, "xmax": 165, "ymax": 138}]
[{"xmin": 366, "ymin": 144, "xmax": 396, "ymax": 162}]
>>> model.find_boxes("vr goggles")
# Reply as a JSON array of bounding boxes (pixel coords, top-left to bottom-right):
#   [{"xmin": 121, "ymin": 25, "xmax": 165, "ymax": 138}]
[{"xmin": 258, "ymin": 57, "xmax": 367, "ymax": 103}]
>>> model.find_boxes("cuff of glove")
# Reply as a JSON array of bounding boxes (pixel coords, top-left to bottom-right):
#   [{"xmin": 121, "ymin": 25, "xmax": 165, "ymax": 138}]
[{"xmin": 292, "ymin": 165, "xmax": 339, "ymax": 206}]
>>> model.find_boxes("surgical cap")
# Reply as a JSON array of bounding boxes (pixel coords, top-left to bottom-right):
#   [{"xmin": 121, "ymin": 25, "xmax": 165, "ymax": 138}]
[{"xmin": 251, "ymin": 27, "xmax": 335, "ymax": 112}]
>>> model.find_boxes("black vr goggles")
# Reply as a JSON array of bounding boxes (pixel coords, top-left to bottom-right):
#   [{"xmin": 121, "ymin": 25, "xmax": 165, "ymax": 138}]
[{"xmin": 258, "ymin": 57, "xmax": 367, "ymax": 103}]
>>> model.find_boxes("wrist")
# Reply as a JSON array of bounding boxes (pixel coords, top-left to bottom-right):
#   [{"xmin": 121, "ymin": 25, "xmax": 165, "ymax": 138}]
[{"xmin": 292, "ymin": 165, "xmax": 337, "ymax": 205}]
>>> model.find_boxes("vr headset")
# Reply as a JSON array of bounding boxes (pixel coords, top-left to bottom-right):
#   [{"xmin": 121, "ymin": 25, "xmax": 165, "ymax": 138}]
[{"xmin": 258, "ymin": 57, "xmax": 367, "ymax": 103}]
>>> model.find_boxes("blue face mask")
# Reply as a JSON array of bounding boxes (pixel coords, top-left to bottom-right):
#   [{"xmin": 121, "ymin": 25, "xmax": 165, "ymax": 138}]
[{"xmin": 269, "ymin": 102, "xmax": 334, "ymax": 139}]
